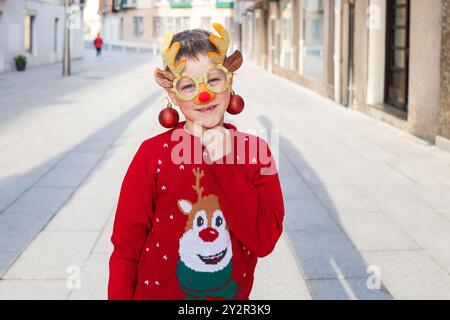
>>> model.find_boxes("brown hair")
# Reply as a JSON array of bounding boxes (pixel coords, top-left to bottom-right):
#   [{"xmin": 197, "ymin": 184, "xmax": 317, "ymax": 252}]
[{"xmin": 164, "ymin": 29, "xmax": 219, "ymax": 72}]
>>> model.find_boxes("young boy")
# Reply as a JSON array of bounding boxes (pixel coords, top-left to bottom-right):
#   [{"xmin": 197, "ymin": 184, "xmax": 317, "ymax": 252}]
[{"xmin": 108, "ymin": 23, "xmax": 285, "ymax": 300}]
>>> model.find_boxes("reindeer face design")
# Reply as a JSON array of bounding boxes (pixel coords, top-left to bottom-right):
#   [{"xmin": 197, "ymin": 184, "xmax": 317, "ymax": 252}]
[{"xmin": 177, "ymin": 168, "xmax": 233, "ymax": 273}]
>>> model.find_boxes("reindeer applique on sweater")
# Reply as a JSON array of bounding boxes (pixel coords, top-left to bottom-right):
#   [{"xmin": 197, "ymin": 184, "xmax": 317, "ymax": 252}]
[{"xmin": 176, "ymin": 167, "xmax": 238, "ymax": 300}]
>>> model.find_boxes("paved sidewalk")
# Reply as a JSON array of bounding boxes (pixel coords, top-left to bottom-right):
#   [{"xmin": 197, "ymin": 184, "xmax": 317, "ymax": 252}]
[{"xmin": 1, "ymin": 50, "xmax": 450, "ymax": 299}]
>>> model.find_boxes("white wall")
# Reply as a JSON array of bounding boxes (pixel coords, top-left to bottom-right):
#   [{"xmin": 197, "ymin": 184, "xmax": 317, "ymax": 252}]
[
  {"xmin": 84, "ymin": 0, "xmax": 101, "ymax": 39},
  {"xmin": 0, "ymin": 0, "xmax": 84, "ymax": 73}
]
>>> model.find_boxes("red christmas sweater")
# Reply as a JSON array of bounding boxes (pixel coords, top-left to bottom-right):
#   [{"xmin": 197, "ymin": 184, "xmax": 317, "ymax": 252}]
[{"xmin": 108, "ymin": 120, "xmax": 285, "ymax": 300}]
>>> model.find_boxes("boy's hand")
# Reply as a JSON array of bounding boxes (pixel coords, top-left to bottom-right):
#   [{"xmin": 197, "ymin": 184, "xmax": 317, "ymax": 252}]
[{"xmin": 202, "ymin": 126, "xmax": 232, "ymax": 162}]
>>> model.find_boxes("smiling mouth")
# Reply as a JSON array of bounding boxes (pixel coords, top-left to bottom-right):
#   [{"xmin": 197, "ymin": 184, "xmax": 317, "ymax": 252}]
[
  {"xmin": 197, "ymin": 248, "xmax": 227, "ymax": 265},
  {"xmin": 195, "ymin": 104, "xmax": 218, "ymax": 113}
]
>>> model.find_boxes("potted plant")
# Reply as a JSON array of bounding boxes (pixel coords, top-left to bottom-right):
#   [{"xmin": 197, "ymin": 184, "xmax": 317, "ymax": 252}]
[{"xmin": 14, "ymin": 55, "xmax": 27, "ymax": 71}]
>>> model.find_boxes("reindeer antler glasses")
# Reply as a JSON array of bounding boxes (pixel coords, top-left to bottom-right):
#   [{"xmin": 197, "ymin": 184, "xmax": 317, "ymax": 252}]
[{"xmin": 161, "ymin": 23, "xmax": 233, "ymax": 102}]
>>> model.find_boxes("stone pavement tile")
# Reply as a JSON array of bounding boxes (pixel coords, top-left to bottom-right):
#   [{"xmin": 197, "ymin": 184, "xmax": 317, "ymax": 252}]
[
  {"xmin": 405, "ymin": 184, "xmax": 450, "ymax": 211},
  {"xmin": 349, "ymin": 143, "xmax": 400, "ymax": 164},
  {"xmin": 278, "ymin": 157, "xmax": 298, "ymax": 180},
  {"xmin": 92, "ymin": 214, "xmax": 114, "ymax": 254},
  {"xmin": 312, "ymin": 184, "xmax": 380, "ymax": 217},
  {"xmin": 286, "ymin": 229, "xmax": 368, "ymax": 280},
  {"xmin": 374, "ymin": 141, "xmax": 431, "ymax": 164},
  {"xmin": 279, "ymin": 175, "xmax": 315, "ymax": 200},
  {"xmin": 296, "ymin": 165, "xmax": 356, "ymax": 189},
  {"xmin": 0, "ymin": 143, "xmax": 67, "ymax": 177},
  {"xmin": 250, "ymin": 233, "xmax": 311, "ymax": 300},
  {"xmin": 73, "ymin": 137, "xmax": 116, "ymax": 154},
  {"xmin": 45, "ymin": 196, "xmax": 115, "ymax": 231},
  {"xmin": 73, "ymin": 171, "xmax": 122, "ymax": 202},
  {"xmin": 55, "ymin": 151, "xmax": 104, "ymax": 170},
  {"xmin": 2, "ymin": 186, "xmax": 74, "ymax": 215},
  {"xmin": 388, "ymin": 161, "xmax": 450, "ymax": 185},
  {"xmin": 3, "ymin": 230, "xmax": 99, "ymax": 280},
  {"xmin": 68, "ymin": 253, "xmax": 109, "ymax": 300},
  {"xmin": 438, "ymin": 210, "xmax": 450, "ymax": 221},
  {"xmin": 402, "ymin": 224, "xmax": 450, "ymax": 273},
  {"xmin": 283, "ymin": 196, "xmax": 339, "ymax": 231},
  {"xmin": 366, "ymin": 192, "xmax": 449, "ymax": 230},
  {"xmin": 347, "ymin": 173, "xmax": 413, "ymax": 197},
  {"xmin": 0, "ymin": 224, "xmax": 41, "ymax": 253},
  {"xmin": 0, "ymin": 252, "xmax": 21, "ymax": 278},
  {"xmin": 367, "ymin": 193, "xmax": 450, "ymax": 272},
  {"xmin": 34, "ymin": 167, "xmax": 92, "ymax": 188},
  {"xmin": 371, "ymin": 162, "xmax": 418, "ymax": 189},
  {"xmin": 336, "ymin": 210, "xmax": 419, "ymax": 252},
  {"xmin": 0, "ymin": 175, "xmax": 41, "ymax": 212},
  {"xmin": 308, "ymin": 278, "xmax": 392, "ymax": 300},
  {"xmin": 0, "ymin": 280, "xmax": 71, "ymax": 299},
  {"xmin": 361, "ymin": 250, "xmax": 450, "ymax": 299}
]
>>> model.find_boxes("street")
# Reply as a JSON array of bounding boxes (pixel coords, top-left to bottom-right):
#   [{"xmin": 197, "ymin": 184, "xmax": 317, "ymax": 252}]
[{"xmin": 1, "ymin": 49, "xmax": 450, "ymax": 299}]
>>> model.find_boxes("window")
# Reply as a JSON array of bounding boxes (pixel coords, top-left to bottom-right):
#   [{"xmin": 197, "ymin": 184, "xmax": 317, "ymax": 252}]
[
  {"xmin": 280, "ymin": 0, "xmax": 294, "ymax": 69},
  {"xmin": 153, "ymin": 16, "xmax": 163, "ymax": 38},
  {"xmin": 302, "ymin": 0, "xmax": 325, "ymax": 82},
  {"xmin": 201, "ymin": 17, "xmax": 211, "ymax": 29},
  {"xmin": 133, "ymin": 16, "xmax": 144, "ymax": 38},
  {"xmin": 174, "ymin": 17, "xmax": 189, "ymax": 32},
  {"xmin": 24, "ymin": 15, "xmax": 35, "ymax": 53},
  {"xmin": 384, "ymin": 0, "xmax": 410, "ymax": 111}
]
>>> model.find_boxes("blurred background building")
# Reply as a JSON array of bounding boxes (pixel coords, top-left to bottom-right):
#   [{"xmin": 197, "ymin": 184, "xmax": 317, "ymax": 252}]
[
  {"xmin": 0, "ymin": 0, "xmax": 85, "ymax": 73},
  {"xmin": 98, "ymin": 0, "xmax": 240, "ymax": 51},
  {"xmin": 240, "ymin": 0, "xmax": 450, "ymax": 151}
]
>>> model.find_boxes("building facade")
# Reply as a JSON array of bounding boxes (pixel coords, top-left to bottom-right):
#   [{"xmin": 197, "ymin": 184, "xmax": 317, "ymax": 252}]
[
  {"xmin": 99, "ymin": 0, "xmax": 239, "ymax": 51},
  {"xmin": 0, "ymin": 0, "xmax": 85, "ymax": 73},
  {"xmin": 240, "ymin": 0, "xmax": 450, "ymax": 150}
]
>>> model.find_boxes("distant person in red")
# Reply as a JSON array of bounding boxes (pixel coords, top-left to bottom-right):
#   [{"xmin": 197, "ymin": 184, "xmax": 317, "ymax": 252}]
[{"xmin": 94, "ymin": 33, "xmax": 103, "ymax": 57}]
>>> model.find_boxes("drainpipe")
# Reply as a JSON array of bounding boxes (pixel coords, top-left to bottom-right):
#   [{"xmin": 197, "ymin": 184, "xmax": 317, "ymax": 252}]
[
  {"xmin": 334, "ymin": 0, "xmax": 342, "ymax": 104},
  {"xmin": 347, "ymin": 0, "xmax": 355, "ymax": 108},
  {"xmin": 63, "ymin": 0, "xmax": 71, "ymax": 76}
]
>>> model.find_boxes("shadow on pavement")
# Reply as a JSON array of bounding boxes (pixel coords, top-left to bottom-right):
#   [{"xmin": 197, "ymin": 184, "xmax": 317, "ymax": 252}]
[
  {"xmin": 0, "ymin": 89, "xmax": 161, "ymax": 278},
  {"xmin": 259, "ymin": 115, "xmax": 392, "ymax": 300}
]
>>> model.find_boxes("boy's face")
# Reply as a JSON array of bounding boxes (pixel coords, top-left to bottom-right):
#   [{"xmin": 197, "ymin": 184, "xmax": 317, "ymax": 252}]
[{"xmin": 165, "ymin": 53, "xmax": 232, "ymax": 129}]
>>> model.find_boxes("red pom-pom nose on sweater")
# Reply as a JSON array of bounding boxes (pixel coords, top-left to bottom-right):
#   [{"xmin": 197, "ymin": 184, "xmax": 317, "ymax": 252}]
[
  {"xmin": 199, "ymin": 227, "xmax": 219, "ymax": 242},
  {"xmin": 198, "ymin": 91, "xmax": 211, "ymax": 103}
]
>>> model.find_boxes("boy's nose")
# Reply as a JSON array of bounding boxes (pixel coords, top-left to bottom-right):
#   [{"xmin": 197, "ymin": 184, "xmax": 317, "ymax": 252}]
[
  {"xmin": 199, "ymin": 227, "xmax": 219, "ymax": 242},
  {"xmin": 198, "ymin": 91, "xmax": 211, "ymax": 102},
  {"xmin": 194, "ymin": 84, "xmax": 215, "ymax": 104}
]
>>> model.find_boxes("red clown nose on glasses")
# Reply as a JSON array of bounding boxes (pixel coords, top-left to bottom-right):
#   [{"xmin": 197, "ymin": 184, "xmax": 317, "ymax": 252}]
[{"xmin": 198, "ymin": 91, "xmax": 212, "ymax": 103}]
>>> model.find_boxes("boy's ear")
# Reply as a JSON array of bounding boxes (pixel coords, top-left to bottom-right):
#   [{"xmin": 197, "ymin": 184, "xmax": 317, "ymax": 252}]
[
  {"xmin": 154, "ymin": 67, "xmax": 175, "ymax": 89},
  {"xmin": 224, "ymin": 50, "xmax": 243, "ymax": 73}
]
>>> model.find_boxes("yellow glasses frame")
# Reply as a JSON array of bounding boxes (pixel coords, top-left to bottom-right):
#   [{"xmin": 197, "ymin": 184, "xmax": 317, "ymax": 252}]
[{"xmin": 171, "ymin": 64, "xmax": 232, "ymax": 101}]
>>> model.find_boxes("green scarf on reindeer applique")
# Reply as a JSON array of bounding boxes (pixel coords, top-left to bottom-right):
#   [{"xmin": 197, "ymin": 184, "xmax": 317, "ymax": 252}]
[{"xmin": 176, "ymin": 259, "xmax": 237, "ymax": 300}]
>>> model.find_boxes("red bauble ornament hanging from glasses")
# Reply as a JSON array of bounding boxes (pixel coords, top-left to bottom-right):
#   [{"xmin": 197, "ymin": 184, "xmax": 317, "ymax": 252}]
[
  {"xmin": 226, "ymin": 90, "xmax": 245, "ymax": 115},
  {"xmin": 159, "ymin": 103, "xmax": 179, "ymax": 128}
]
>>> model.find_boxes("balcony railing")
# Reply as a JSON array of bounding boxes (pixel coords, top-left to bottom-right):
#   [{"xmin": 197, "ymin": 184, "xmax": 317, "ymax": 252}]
[
  {"xmin": 216, "ymin": 0, "xmax": 234, "ymax": 8},
  {"xmin": 120, "ymin": 0, "xmax": 137, "ymax": 9},
  {"xmin": 170, "ymin": 0, "xmax": 192, "ymax": 8}
]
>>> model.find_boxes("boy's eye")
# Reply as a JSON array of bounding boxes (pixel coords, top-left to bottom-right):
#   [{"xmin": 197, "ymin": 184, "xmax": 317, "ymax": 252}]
[
  {"xmin": 182, "ymin": 84, "xmax": 195, "ymax": 90},
  {"xmin": 196, "ymin": 216, "xmax": 204, "ymax": 227}
]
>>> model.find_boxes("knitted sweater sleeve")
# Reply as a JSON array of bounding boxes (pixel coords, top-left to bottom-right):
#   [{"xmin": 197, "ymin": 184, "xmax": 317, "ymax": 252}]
[
  {"xmin": 108, "ymin": 142, "xmax": 155, "ymax": 300},
  {"xmin": 208, "ymin": 137, "xmax": 285, "ymax": 258}
]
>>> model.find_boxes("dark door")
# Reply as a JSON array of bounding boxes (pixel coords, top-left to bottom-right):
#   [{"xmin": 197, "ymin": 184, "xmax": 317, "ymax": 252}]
[{"xmin": 384, "ymin": 0, "xmax": 410, "ymax": 112}]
